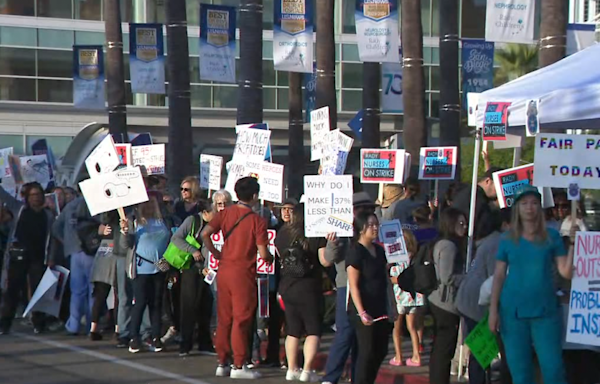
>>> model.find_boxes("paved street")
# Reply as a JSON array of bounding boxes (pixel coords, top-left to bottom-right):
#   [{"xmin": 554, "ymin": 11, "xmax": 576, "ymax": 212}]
[{"xmin": 0, "ymin": 328, "xmax": 291, "ymax": 384}]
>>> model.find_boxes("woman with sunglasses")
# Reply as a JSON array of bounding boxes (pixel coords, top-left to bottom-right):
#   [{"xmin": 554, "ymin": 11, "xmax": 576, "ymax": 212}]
[
  {"xmin": 427, "ymin": 207, "xmax": 467, "ymax": 384},
  {"xmin": 175, "ymin": 177, "xmax": 202, "ymax": 222},
  {"xmin": 346, "ymin": 211, "xmax": 392, "ymax": 384},
  {"xmin": 212, "ymin": 190, "xmax": 233, "ymax": 213}
]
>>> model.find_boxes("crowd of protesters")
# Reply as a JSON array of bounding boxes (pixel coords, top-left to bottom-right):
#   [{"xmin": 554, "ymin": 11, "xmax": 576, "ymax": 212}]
[{"xmin": 1, "ymin": 166, "xmax": 599, "ymax": 384}]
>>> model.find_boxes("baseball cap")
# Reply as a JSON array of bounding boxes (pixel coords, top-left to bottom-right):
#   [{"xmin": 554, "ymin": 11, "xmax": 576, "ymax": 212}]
[{"xmin": 513, "ymin": 185, "xmax": 541, "ymax": 205}]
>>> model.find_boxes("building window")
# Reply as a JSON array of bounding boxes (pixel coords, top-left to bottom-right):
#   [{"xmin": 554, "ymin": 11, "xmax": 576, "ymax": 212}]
[
  {"xmin": 75, "ymin": 31, "xmax": 105, "ymax": 46},
  {"xmin": 0, "ymin": 135, "xmax": 25, "ymax": 154},
  {"xmin": 342, "ymin": 44, "xmax": 360, "ymax": 62},
  {"xmin": 263, "ymin": 60, "xmax": 276, "ymax": 86},
  {"xmin": 276, "ymin": 71, "xmax": 289, "ymax": 87},
  {"xmin": 462, "ymin": 0, "xmax": 487, "ymax": 38},
  {"xmin": 38, "ymin": 49, "xmax": 72, "ymax": 78},
  {"xmin": 264, "ymin": 88, "xmax": 276, "ymax": 110},
  {"xmin": 341, "ymin": 63, "xmax": 363, "ymax": 89},
  {"xmin": 0, "ymin": 0, "xmax": 35, "ymax": 16},
  {"xmin": 191, "ymin": 85, "xmax": 212, "ymax": 108},
  {"xmin": 0, "ymin": 78, "xmax": 36, "ymax": 101},
  {"xmin": 75, "ymin": 0, "xmax": 102, "ymax": 21},
  {"xmin": 0, "ymin": 26, "xmax": 37, "ymax": 47},
  {"xmin": 0, "ymin": 48, "xmax": 36, "ymax": 77},
  {"xmin": 38, "ymin": 29, "xmax": 74, "ymax": 49},
  {"xmin": 213, "ymin": 86, "xmax": 237, "ymax": 108},
  {"xmin": 36, "ymin": 0, "xmax": 72, "ymax": 19},
  {"xmin": 342, "ymin": 90, "xmax": 361, "ymax": 112},
  {"xmin": 277, "ymin": 88, "xmax": 289, "ymax": 110},
  {"xmin": 38, "ymin": 79, "xmax": 72, "ymax": 103}
]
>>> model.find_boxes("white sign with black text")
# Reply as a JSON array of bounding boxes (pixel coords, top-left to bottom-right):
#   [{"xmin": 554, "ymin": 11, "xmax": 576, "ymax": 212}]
[{"xmin": 304, "ymin": 175, "xmax": 353, "ymax": 238}]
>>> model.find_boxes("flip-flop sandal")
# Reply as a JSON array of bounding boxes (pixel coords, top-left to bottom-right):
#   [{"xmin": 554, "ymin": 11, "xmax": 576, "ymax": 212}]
[
  {"xmin": 406, "ymin": 358, "xmax": 421, "ymax": 367},
  {"xmin": 389, "ymin": 357, "xmax": 403, "ymax": 366}
]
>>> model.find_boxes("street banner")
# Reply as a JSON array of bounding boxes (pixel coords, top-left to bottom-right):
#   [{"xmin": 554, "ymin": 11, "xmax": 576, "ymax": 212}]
[
  {"xmin": 200, "ymin": 154, "xmax": 223, "ymax": 191},
  {"xmin": 115, "ymin": 144, "xmax": 132, "ymax": 166},
  {"xmin": 304, "ymin": 175, "xmax": 353, "ymax": 238},
  {"xmin": 485, "ymin": 0, "xmax": 536, "ymax": 44},
  {"xmin": 567, "ymin": 231, "xmax": 600, "ymax": 346},
  {"xmin": 73, "ymin": 45, "xmax": 105, "ymax": 109},
  {"xmin": 79, "ymin": 167, "xmax": 149, "ymax": 217},
  {"xmin": 20, "ymin": 155, "xmax": 51, "ymax": 188},
  {"xmin": 0, "ymin": 147, "xmax": 13, "ymax": 178},
  {"xmin": 85, "ymin": 135, "xmax": 120, "ymax": 178},
  {"xmin": 418, "ymin": 146, "xmax": 458, "ymax": 180},
  {"xmin": 236, "ymin": 123, "xmax": 272, "ymax": 161},
  {"xmin": 131, "ymin": 144, "xmax": 166, "ymax": 175},
  {"xmin": 381, "ymin": 61, "xmax": 403, "ymax": 113},
  {"xmin": 208, "ymin": 229, "xmax": 277, "ymax": 275},
  {"xmin": 378, "ymin": 220, "xmax": 409, "ymax": 264},
  {"xmin": 348, "ymin": 109, "xmax": 364, "ymax": 139},
  {"xmin": 225, "ymin": 159, "xmax": 284, "ymax": 203},
  {"xmin": 304, "ymin": 62, "xmax": 317, "ymax": 122},
  {"xmin": 465, "ymin": 313, "xmax": 500, "ymax": 369},
  {"xmin": 534, "ymin": 134, "xmax": 600, "ymax": 190},
  {"xmin": 129, "ymin": 23, "xmax": 165, "ymax": 94},
  {"xmin": 232, "ymin": 127, "xmax": 272, "ymax": 162},
  {"xmin": 355, "ymin": 0, "xmax": 400, "ymax": 63},
  {"xmin": 492, "ymin": 164, "xmax": 534, "ymax": 209},
  {"xmin": 310, "ymin": 106, "xmax": 330, "ymax": 161},
  {"xmin": 23, "ymin": 266, "xmax": 70, "ymax": 318},
  {"xmin": 199, "ymin": 4, "xmax": 236, "ymax": 84},
  {"xmin": 461, "ymin": 39, "xmax": 494, "ymax": 111},
  {"xmin": 361, "ymin": 149, "xmax": 410, "ymax": 184},
  {"xmin": 483, "ymin": 102, "xmax": 510, "ymax": 141},
  {"xmin": 273, "ymin": 0, "xmax": 313, "ymax": 73}
]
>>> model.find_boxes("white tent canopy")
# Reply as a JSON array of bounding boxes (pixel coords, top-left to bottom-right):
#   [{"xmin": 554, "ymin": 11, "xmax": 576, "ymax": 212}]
[{"xmin": 476, "ymin": 43, "xmax": 600, "ymax": 130}]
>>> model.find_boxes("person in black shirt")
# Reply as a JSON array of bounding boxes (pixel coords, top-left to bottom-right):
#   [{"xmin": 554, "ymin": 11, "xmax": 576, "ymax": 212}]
[
  {"xmin": 346, "ymin": 211, "xmax": 391, "ymax": 384},
  {"xmin": 276, "ymin": 204, "xmax": 327, "ymax": 382}
]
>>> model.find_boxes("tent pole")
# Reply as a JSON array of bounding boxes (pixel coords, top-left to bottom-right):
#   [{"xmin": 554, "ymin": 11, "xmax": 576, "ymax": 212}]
[
  {"xmin": 466, "ymin": 128, "xmax": 481, "ymax": 270},
  {"xmin": 512, "ymin": 147, "xmax": 522, "ymax": 168}
]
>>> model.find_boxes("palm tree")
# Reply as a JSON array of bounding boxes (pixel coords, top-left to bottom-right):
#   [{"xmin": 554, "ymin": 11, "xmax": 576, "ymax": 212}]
[
  {"xmin": 439, "ymin": 0, "xmax": 460, "ymax": 174},
  {"xmin": 166, "ymin": 0, "xmax": 194, "ymax": 195},
  {"xmin": 494, "ymin": 44, "xmax": 539, "ymax": 85},
  {"xmin": 237, "ymin": 0, "xmax": 263, "ymax": 124},
  {"xmin": 315, "ymin": 0, "xmax": 336, "ymax": 130},
  {"xmin": 104, "ymin": 0, "xmax": 128, "ymax": 142},
  {"xmin": 539, "ymin": 0, "xmax": 567, "ymax": 68},
  {"xmin": 288, "ymin": 72, "xmax": 305, "ymax": 198},
  {"xmin": 400, "ymin": 0, "xmax": 426, "ymax": 176}
]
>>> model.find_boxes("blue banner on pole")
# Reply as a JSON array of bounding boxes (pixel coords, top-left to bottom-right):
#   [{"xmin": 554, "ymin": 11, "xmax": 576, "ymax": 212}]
[
  {"xmin": 461, "ymin": 39, "xmax": 494, "ymax": 111},
  {"xmin": 273, "ymin": 0, "xmax": 313, "ymax": 73},
  {"xmin": 129, "ymin": 23, "xmax": 165, "ymax": 94},
  {"xmin": 304, "ymin": 62, "xmax": 317, "ymax": 123},
  {"xmin": 73, "ymin": 45, "xmax": 105, "ymax": 110},
  {"xmin": 199, "ymin": 4, "xmax": 236, "ymax": 84},
  {"xmin": 348, "ymin": 110, "xmax": 364, "ymax": 140},
  {"xmin": 355, "ymin": 0, "xmax": 400, "ymax": 63}
]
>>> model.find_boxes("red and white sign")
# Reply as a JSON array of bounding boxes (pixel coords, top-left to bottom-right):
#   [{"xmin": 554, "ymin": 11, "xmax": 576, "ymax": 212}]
[
  {"xmin": 208, "ymin": 229, "xmax": 277, "ymax": 274},
  {"xmin": 492, "ymin": 164, "xmax": 534, "ymax": 209},
  {"xmin": 115, "ymin": 144, "xmax": 132, "ymax": 167},
  {"xmin": 360, "ymin": 149, "xmax": 411, "ymax": 184},
  {"xmin": 418, "ymin": 146, "xmax": 457, "ymax": 180}
]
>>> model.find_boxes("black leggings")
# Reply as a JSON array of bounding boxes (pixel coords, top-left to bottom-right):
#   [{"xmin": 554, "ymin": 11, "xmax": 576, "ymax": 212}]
[
  {"xmin": 180, "ymin": 266, "xmax": 213, "ymax": 352},
  {"xmin": 130, "ymin": 273, "xmax": 165, "ymax": 340},
  {"xmin": 429, "ymin": 303, "xmax": 460, "ymax": 384},
  {"xmin": 350, "ymin": 315, "xmax": 391, "ymax": 384},
  {"xmin": 0, "ymin": 259, "xmax": 46, "ymax": 330},
  {"xmin": 91, "ymin": 282, "xmax": 112, "ymax": 324}
]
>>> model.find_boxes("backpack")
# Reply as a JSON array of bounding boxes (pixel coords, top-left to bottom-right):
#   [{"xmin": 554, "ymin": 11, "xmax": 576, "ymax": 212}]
[
  {"xmin": 396, "ymin": 239, "xmax": 439, "ymax": 297},
  {"xmin": 280, "ymin": 239, "xmax": 314, "ymax": 278}
]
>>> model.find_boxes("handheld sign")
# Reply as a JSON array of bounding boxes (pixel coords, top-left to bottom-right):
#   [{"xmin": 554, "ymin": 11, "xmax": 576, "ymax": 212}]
[
  {"xmin": 310, "ymin": 106, "xmax": 330, "ymax": 161},
  {"xmin": 378, "ymin": 220, "xmax": 409, "ymax": 264},
  {"xmin": 321, "ymin": 129, "xmax": 354, "ymax": 176},
  {"xmin": 200, "ymin": 161, "xmax": 211, "ymax": 190},
  {"xmin": 465, "ymin": 313, "xmax": 500, "ymax": 369},
  {"xmin": 304, "ymin": 175, "xmax": 353, "ymax": 238},
  {"xmin": 492, "ymin": 164, "xmax": 534, "ymax": 209},
  {"xmin": 360, "ymin": 149, "xmax": 410, "ymax": 184},
  {"xmin": 225, "ymin": 160, "xmax": 284, "ymax": 203},
  {"xmin": 85, "ymin": 135, "xmax": 120, "ymax": 178},
  {"xmin": 200, "ymin": 154, "xmax": 223, "ymax": 191},
  {"xmin": 418, "ymin": 146, "xmax": 457, "ymax": 180},
  {"xmin": 0, "ymin": 147, "xmax": 13, "ymax": 178},
  {"xmin": 115, "ymin": 144, "xmax": 132, "ymax": 166},
  {"xmin": 232, "ymin": 127, "xmax": 272, "ymax": 162},
  {"xmin": 131, "ymin": 144, "xmax": 165, "ymax": 175},
  {"xmin": 483, "ymin": 102, "xmax": 510, "ymax": 141},
  {"xmin": 208, "ymin": 230, "xmax": 277, "ymax": 275}
]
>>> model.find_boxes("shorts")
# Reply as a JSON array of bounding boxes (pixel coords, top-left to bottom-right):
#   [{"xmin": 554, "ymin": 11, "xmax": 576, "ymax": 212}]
[
  {"xmin": 282, "ymin": 293, "xmax": 323, "ymax": 338},
  {"xmin": 397, "ymin": 305, "xmax": 423, "ymax": 315}
]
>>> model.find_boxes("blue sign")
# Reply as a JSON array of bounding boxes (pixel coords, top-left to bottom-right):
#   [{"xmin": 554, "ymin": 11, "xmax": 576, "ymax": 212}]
[
  {"xmin": 73, "ymin": 45, "xmax": 105, "ymax": 109},
  {"xmin": 461, "ymin": 39, "xmax": 494, "ymax": 111},
  {"xmin": 129, "ymin": 23, "xmax": 165, "ymax": 94},
  {"xmin": 303, "ymin": 62, "xmax": 317, "ymax": 123},
  {"xmin": 348, "ymin": 109, "xmax": 364, "ymax": 140},
  {"xmin": 199, "ymin": 4, "xmax": 237, "ymax": 84},
  {"xmin": 273, "ymin": 0, "xmax": 313, "ymax": 73}
]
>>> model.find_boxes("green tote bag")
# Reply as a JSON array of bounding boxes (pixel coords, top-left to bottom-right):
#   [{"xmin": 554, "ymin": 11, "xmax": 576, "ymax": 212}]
[{"xmin": 163, "ymin": 216, "xmax": 202, "ymax": 270}]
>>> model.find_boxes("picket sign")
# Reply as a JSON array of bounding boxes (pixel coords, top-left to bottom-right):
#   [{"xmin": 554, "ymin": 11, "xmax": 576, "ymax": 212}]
[
  {"xmin": 304, "ymin": 175, "xmax": 353, "ymax": 238},
  {"xmin": 232, "ymin": 127, "xmax": 271, "ymax": 162},
  {"xmin": 225, "ymin": 159, "xmax": 284, "ymax": 203},
  {"xmin": 115, "ymin": 144, "xmax": 132, "ymax": 166},
  {"xmin": 378, "ymin": 220, "xmax": 409, "ymax": 264},
  {"xmin": 0, "ymin": 147, "xmax": 13, "ymax": 178},
  {"xmin": 418, "ymin": 146, "xmax": 458, "ymax": 181},
  {"xmin": 131, "ymin": 144, "xmax": 165, "ymax": 175},
  {"xmin": 483, "ymin": 102, "xmax": 510, "ymax": 141},
  {"xmin": 200, "ymin": 154, "xmax": 223, "ymax": 191},
  {"xmin": 85, "ymin": 135, "xmax": 120, "ymax": 177},
  {"xmin": 310, "ymin": 106, "xmax": 330, "ymax": 161},
  {"xmin": 208, "ymin": 230, "xmax": 277, "ymax": 274},
  {"xmin": 360, "ymin": 149, "xmax": 411, "ymax": 184}
]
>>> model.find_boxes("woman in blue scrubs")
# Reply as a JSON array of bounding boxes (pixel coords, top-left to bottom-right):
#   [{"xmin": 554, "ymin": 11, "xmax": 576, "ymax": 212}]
[{"xmin": 489, "ymin": 186, "xmax": 576, "ymax": 384}]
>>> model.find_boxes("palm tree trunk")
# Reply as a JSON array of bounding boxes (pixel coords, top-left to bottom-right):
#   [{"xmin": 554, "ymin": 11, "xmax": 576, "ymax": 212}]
[
  {"xmin": 288, "ymin": 72, "xmax": 305, "ymax": 198},
  {"xmin": 439, "ymin": 0, "xmax": 460, "ymax": 178},
  {"xmin": 315, "ymin": 0, "xmax": 336, "ymax": 130},
  {"xmin": 362, "ymin": 62, "xmax": 381, "ymax": 199},
  {"xmin": 539, "ymin": 0, "xmax": 567, "ymax": 68},
  {"xmin": 401, "ymin": 0, "xmax": 426, "ymax": 176},
  {"xmin": 104, "ymin": 0, "xmax": 128, "ymax": 142},
  {"xmin": 166, "ymin": 0, "xmax": 193, "ymax": 195},
  {"xmin": 238, "ymin": 0, "xmax": 263, "ymax": 124}
]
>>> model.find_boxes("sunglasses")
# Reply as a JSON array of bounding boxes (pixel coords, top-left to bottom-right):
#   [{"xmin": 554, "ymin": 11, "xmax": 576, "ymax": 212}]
[
  {"xmin": 180, "ymin": 187, "xmax": 191, "ymax": 192},
  {"xmin": 216, "ymin": 202, "xmax": 226, "ymax": 206}
]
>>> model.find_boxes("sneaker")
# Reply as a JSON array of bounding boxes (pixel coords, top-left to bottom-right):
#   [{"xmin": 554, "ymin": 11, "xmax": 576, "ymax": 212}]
[
  {"xmin": 150, "ymin": 338, "xmax": 163, "ymax": 352},
  {"xmin": 286, "ymin": 369, "xmax": 301, "ymax": 381},
  {"xmin": 215, "ymin": 364, "xmax": 231, "ymax": 377},
  {"xmin": 230, "ymin": 365, "xmax": 262, "ymax": 379},
  {"xmin": 116, "ymin": 337, "xmax": 129, "ymax": 348},
  {"xmin": 129, "ymin": 339, "xmax": 141, "ymax": 354},
  {"xmin": 89, "ymin": 332, "xmax": 103, "ymax": 341},
  {"xmin": 299, "ymin": 370, "xmax": 320, "ymax": 383},
  {"xmin": 47, "ymin": 320, "xmax": 64, "ymax": 333},
  {"xmin": 179, "ymin": 351, "xmax": 190, "ymax": 358},
  {"xmin": 160, "ymin": 326, "xmax": 178, "ymax": 344}
]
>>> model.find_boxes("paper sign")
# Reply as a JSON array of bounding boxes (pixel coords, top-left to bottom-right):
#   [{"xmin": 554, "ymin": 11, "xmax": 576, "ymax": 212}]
[
  {"xmin": 0, "ymin": 147, "xmax": 13, "ymax": 178},
  {"xmin": 467, "ymin": 93, "xmax": 481, "ymax": 127},
  {"xmin": 20, "ymin": 155, "xmax": 52, "ymax": 189},
  {"xmin": 483, "ymin": 102, "xmax": 510, "ymax": 141},
  {"xmin": 232, "ymin": 127, "xmax": 272, "ymax": 162},
  {"xmin": 534, "ymin": 134, "xmax": 600, "ymax": 189},
  {"xmin": 208, "ymin": 229, "xmax": 277, "ymax": 275},
  {"xmin": 200, "ymin": 161, "xmax": 211, "ymax": 190},
  {"xmin": 200, "ymin": 154, "xmax": 223, "ymax": 191},
  {"xmin": 85, "ymin": 135, "xmax": 120, "ymax": 178},
  {"xmin": 465, "ymin": 313, "xmax": 500, "ymax": 369},
  {"xmin": 310, "ymin": 106, "xmax": 331, "ymax": 161},
  {"xmin": 360, "ymin": 149, "xmax": 409, "ymax": 184},
  {"xmin": 131, "ymin": 144, "xmax": 165, "ymax": 175},
  {"xmin": 378, "ymin": 220, "xmax": 409, "ymax": 264},
  {"xmin": 204, "ymin": 269, "xmax": 217, "ymax": 285},
  {"xmin": 567, "ymin": 232, "xmax": 600, "ymax": 346},
  {"xmin": 0, "ymin": 176, "xmax": 18, "ymax": 198},
  {"xmin": 418, "ymin": 147, "xmax": 457, "ymax": 180},
  {"xmin": 225, "ymin": 160, "xmax": 284, "ymax": 203},
  {"xmin": 115, "ymin": 144, "xmax": 132, "ymax": 166},
  {"xmin": 304, "ymin": 175, "xmax": 353, "ymax": 238},
  {"xmin": 321, "ymin": 150, "xmax": 349, "ymax": 176},
  {"xmin": 23, "ymin": 266, "xmax": 70, "ymax": 318},
  {"xmin": 525, "ymin": 99, "xmax": 540, "ymax": 137},
  {"xmin": 492, "ymin": 164, "xmax": 534, "ymax": 209},
  {"xmin": 79, "ymin": 167, "xmax": 149, "ymax": 217}
]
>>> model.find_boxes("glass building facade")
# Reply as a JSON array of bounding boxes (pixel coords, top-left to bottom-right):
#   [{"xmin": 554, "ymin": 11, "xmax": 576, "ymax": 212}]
[{"xmin": 0, "ymin": 0, "xmax": 489, "ymax": 157}]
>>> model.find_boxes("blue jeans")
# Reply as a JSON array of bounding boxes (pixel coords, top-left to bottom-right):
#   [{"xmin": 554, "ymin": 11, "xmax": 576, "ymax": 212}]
[
  {"xmin": 65, "ymin": 251, "xmax": 94, "ymax": 334},
  {"xmin": 323, "ymin": 287, "xmax": 358, "ymax": 384},
  {"xmin": 116, "ymin": 256, "xmax": 150, "ymax": 340}
]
